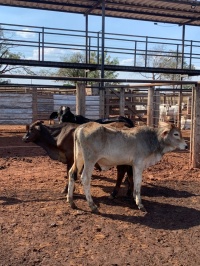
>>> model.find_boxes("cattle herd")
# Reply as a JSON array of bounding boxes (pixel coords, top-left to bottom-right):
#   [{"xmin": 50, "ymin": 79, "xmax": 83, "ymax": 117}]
[{"xmin": 22, "ymin": 106, "xmax": 188, "ymax": 213}]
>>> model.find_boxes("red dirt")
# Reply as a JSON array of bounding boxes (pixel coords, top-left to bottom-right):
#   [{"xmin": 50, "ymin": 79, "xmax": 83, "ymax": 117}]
[{"xmin": 0, "ymin": 126, "xmax": 200, "ymax": 266}]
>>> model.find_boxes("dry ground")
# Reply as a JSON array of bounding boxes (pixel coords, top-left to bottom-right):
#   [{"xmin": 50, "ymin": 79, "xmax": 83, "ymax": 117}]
[{"xmin": 0, "ymin": 125, "xmax": 200, "ymax": 266}]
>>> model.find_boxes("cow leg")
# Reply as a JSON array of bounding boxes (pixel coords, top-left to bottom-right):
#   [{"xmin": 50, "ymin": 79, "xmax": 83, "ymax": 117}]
[
  {"xmin": 133, "ymin": 166, "xmax": 146, "ymax": 212},
  {"xmin": 67, "ymin": 165, "xmax": 77, "ymax": 209},
  {"xmin": 61, "ymin": 165, "xmax": 69, "ymax": 194},
  {"xmin": 81, "ymin": 165, "xmax": 98, "ymax": 212},
  {"xmin": 110, "ymin": 165, "xmax": 127, "ymax": 199},
  {"xmin": 110, "ymin": 165, "xmax": 134, "ymax": 201},
  {"xmin": 62, "ymin": 161, "xmax": 73, "ymax": 194},
  {"xmin": 126, "ymin": 166, "xmax": 134, "ymax": 198},
  {"xmin": 62, "ymin": 175, "xmax": 68, "ymax": 194}
]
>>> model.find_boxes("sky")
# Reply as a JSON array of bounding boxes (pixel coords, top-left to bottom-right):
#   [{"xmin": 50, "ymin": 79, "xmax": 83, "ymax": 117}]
[{"xmin": 1, "ymin": 6, "xmax": 200, "ymax": 84}]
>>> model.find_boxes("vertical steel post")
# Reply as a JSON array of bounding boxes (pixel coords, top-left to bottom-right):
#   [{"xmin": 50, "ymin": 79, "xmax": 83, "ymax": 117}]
[
  {"xmin": 145, "ymin": 37, "xmax": 148, "ymax": 67},
  {"xmin": 85, "ymin": 15, "xmax": 89, "ymax": 84},
  {"xmin": 100, "ymin": 0, "xmax": 106, "ymax": 118},
  {"xmin": 101, "ymin": 0, "xmax": 105, "ymax": 80},
  {"xmin": 85, "ymin": 14, "xmax": 88, "ymax": 65},
  {"xmin": 190, "ymin": 40, "xmax": 193, "ymax": 69},
  {"xmin": 134, "ymin": 41, "xmax": 137, "ymax": 66},
  {"xmin": 38, "ymin": 32, "xmax": 41, "ymax": 61},
  {"xmin": 97, "ymin": 32, "xmax": 100, "ymax": 64},
  {"xmin": 181, "ymin": 25, "xmax": 185, "ymax": 69},
  {"xmin": 178, "ymin": 25, "xmax": 185, "ymax": 127},
  {"xmin": 42, "ymin": 27, "xmax": 44, "ymax": 61}
]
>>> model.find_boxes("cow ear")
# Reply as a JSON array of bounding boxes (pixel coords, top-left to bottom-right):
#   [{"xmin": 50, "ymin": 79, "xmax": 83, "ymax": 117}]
[
  {"xmin": 35, "ymin": 125, "xmax": 40, "ymax": 130},
  {"xmin": 34, "ymin": 121, "xmax": 43, "ymax": 130},
  {"xmin": 161, "ymin": 129, "xmax": 170, "ymax": 138}
]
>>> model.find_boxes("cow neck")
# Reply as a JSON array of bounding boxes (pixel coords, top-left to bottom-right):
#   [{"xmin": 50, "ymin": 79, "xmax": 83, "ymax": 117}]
[
  {"xmin": 156, "ymin": 127, "xmax": 174, "ymax": 155},
  {"xmin": 36, "ymin": 125, "xmax": 61, "ymax": 161}
]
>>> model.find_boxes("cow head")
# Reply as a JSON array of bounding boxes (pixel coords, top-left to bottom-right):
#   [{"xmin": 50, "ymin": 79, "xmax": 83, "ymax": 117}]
[
  {"xmin": 60, "ymin": 106, "xmax": 75, "ymax": 123},
  {"xmin": 158, "ymin": 122, "xmax": 188, "ymax": 153},
  {"xmin": 56, "ymin": 106, "xmax": 66, "ymax": 123},
  {"xmin": 22, "ymin": 121, "xmax": 44, "ymax": 143}
]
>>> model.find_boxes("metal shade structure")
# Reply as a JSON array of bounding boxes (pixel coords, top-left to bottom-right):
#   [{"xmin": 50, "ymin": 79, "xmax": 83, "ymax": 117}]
[
  {"xmin": 1, "ymin": 1, "xmax": 200, "ymax": 81},
  {"xmin": 1, "ymin": 0, "xmax": 200, "ymax": 26}
]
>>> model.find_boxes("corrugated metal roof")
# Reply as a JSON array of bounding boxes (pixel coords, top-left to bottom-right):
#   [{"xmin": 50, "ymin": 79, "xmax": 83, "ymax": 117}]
[{"xmin": 1, "ymin": 0, "xmax": 200, "ymax": 26}]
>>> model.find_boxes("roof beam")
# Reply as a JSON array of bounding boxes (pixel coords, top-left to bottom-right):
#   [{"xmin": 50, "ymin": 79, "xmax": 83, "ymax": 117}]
[
  {"xmin": 1, "ymin": 0, "xmax": 200, "ymax": 26},
  {"xmin": 133, "ymin": 0, "xmax": 200, "ymax": 8},
  {"xmin": 84, "ymin": 0, "xmax": 103, "ymax": 16},
  {"xmin": 1, "ymin": 0, "xmax": 92, "ymax": 9}
]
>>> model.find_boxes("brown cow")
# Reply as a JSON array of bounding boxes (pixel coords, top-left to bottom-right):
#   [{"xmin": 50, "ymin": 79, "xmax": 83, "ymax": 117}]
[{"xmin": 22, "ymin": 121, "xmax": 133, "ymax": 196}]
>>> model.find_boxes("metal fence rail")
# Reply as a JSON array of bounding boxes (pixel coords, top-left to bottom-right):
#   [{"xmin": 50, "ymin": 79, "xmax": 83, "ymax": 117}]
[{"xmin": 1, "ymin": 22, "xmax": 200, "ymax": 72}]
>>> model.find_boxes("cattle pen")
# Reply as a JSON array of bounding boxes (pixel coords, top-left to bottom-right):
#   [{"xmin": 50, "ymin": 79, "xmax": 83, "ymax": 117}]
[
  {"xmin": 0, "ymin": 78, "xmax": 199, "ymax": 168},
  {"xmin": 1, "ymin": 1, "xmax": 200, "ymax": 265},
  {"xmin": 0, "ymin": 112, "xmax": 199, "ymax": 266}
]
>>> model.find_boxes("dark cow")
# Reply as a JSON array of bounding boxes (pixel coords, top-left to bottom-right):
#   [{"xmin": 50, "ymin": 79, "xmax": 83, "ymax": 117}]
[
  {"xmin": 49, "ymin": 106, "xmax": 67, "ymax": 125},
  {"xmin": 67, "ymin": 122, "xmax": 188, "ymax": 212},
  {"xmin": 22, "ymin": 121, "xmax": 133, "ymax": 197},
  {"xmin": 23, "ymin": 121, "xmax": 78, "ymax": 193},
  {"xmin": 50, "ymin": 106, "xmax": 134, "ymax": 127}
]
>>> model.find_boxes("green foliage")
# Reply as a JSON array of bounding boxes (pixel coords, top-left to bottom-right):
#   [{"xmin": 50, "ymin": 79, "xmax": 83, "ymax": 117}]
[{"xmin": 55, "ymin": 51, "xmax": 119, "ymax": 85}]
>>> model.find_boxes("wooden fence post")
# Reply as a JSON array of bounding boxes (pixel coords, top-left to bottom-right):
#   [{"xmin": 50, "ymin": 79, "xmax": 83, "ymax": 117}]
[
  {"xmin": 190, "ymin": 84, "xmax": 200, "ymax": 168},
  {"xmin": 99, "ymin": 87, "xmax": 105, "ymax": 118},
  {"xmin": 147, "ymin": 86, "xmax": 154, "ymax": 127},
  {"xmin": 187, "ymin": 96, "xmax": 192, "ymax": 118},
  {"xmin": 32, "ymin": 88, "xmax": 38, "ymax": 122},
  {"xmin": 76, "ymin": 82, "xmax": 86, "ymax": 116},
  {"xmin": 153, "ymin": 90, "xmax": 160, "ymax": 127},
  {"xmin": 177, "ymin": 91, "xmax": 183, "ymax": 128},
  {"xmin": 119, "ymin": 87, "xmax": 125, "ymax": 116}
]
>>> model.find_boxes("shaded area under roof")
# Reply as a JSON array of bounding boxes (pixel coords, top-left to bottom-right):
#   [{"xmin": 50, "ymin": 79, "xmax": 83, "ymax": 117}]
[{"xmin": 1, "ymin": 0, "xmax": 200, "ymax": 26}]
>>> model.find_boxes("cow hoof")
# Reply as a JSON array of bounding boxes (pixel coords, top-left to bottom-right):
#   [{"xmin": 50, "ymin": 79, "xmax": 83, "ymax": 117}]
[
  {"xmin": 109, "ymin": 191, "xmax": 118, "ymax": 199},
  {"xmin": 67, "ymin": 197, "xmax": 77, "ymax": 209},
  {"xmin": 91, "ymin": 207, "xmax": 99, "ymax": 214},
  {"xmin": 69, "ymin": 202, "xmax": 77, "ymax": 209},
  {"xmin": 138, "ymin": 206, "xmax": 147, "ymax": 212},
  {"xmin": 108, "ymin": 194, "xmax": 115, "ymax": 200},
  {"xmin": 90, "ymin": 204, "xmax": 99, "ymax": 213}
]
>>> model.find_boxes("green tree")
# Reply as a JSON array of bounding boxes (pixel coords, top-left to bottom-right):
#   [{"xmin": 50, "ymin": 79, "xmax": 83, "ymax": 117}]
[{"xmin": 55, "ymin": 51, "xmax": 119, "ymax": 85}]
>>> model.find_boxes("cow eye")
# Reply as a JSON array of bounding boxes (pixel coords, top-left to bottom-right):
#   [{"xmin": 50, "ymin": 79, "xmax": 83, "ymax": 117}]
[{"xmin": 174, "ymin": 133, "xmax": 179, "ymax": 136}]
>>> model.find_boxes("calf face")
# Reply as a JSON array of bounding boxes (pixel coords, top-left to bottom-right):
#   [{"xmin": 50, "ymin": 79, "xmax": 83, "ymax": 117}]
[
  {"xmin": 22, "ymin": 121, "xmax": 42, "ymax": 143},
  {"xmin": 60, "ymin": 107, "xmax": 75, "ymax": 123},
  {"xmin": 160, "ymin": 124, "xmax": 188, "ymax": 152}
]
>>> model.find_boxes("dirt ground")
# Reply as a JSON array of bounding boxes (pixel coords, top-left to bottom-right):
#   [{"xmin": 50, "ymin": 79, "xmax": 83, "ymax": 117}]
[{"xmin": 0, "ymin": 125, "xmax": 200, "ymax": 266}]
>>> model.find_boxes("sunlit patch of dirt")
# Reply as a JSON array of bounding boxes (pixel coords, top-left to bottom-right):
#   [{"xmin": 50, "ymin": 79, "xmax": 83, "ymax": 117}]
[{"xmin": 0, "ymin": 126, "xmax": 199, "ymax": 266}]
